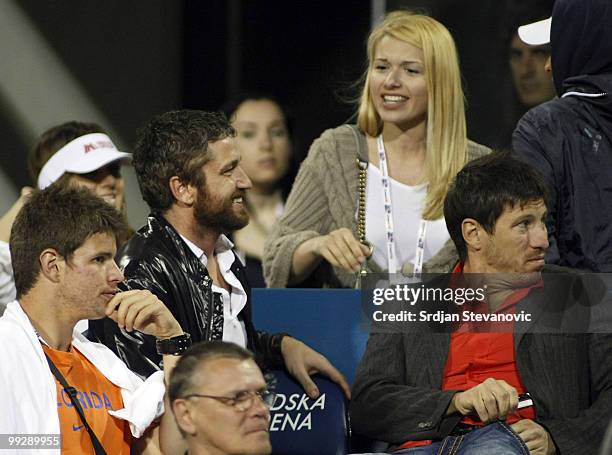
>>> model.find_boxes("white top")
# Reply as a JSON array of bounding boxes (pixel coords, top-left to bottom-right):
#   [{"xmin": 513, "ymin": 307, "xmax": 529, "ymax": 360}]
[
  {"xmin": 0, "ymin": 240, "xmax": 16, "ymax": 312},
  {"xmin": 180, "ymin": 234, "xmax": 247, "ymax": 347},
  {"xmin": 0, "ymin": 301, "xmax": 165, "ymax": 453},
  {"xmin": 365, "ymin": 165, "xmax": 450, "ymax": 271}
]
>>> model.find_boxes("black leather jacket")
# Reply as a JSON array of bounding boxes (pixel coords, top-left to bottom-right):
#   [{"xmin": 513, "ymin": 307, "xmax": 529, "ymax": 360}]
[{"xmin": 89, "ymin": 213, "xmax": 285, "ymax": 378}]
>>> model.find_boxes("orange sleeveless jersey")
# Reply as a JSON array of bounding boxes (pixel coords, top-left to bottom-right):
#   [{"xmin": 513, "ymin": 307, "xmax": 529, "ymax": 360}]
[{"xmin": 42, "ymin": 344, "xmax": 132, "ymax": 454}]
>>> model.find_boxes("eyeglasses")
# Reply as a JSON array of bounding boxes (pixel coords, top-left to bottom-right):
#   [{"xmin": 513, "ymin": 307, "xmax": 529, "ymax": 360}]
[{"xmin": 184, "ymin": 388, "xmax": 277, "ymax": 412}]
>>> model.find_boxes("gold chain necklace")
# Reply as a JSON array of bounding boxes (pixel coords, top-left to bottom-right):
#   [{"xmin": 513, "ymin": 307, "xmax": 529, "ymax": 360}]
[{"xmin": 355, "ymin": 158, "xmax": 369, "ymax": 288}]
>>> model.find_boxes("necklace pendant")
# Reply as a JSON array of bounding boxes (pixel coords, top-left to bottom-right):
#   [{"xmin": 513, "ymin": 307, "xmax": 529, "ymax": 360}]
[{"xmin": 355, "ymin": 264, "xmax": 368, "ymax": 289}]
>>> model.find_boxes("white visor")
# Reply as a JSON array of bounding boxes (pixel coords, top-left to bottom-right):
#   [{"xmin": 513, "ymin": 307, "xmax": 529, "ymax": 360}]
[
  {"xmin": 518, "ymin": 17, "xmax": 551, "ymax": 46},
  {"xmin": 37, "ymin": 133, "xmax": 131, "ymax": 189}
]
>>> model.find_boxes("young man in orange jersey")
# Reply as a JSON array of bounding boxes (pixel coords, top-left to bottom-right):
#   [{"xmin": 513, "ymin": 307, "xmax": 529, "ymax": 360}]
[{"xmin": 0, "ymin": 185, "xmax": 187, "ymax": 454}]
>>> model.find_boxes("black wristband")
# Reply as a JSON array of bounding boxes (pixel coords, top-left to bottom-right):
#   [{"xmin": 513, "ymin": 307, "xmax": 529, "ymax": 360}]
[
  {"xmin": 270, "ymin": 332, "xmax": 290, "ymax": 365},
  {"xmin": 156, "ymin": 333, "xmax": 192, "ymax": 355}
]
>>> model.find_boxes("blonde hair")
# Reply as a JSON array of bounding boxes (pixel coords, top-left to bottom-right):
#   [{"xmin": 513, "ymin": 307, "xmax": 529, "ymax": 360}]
[{"xmin": 357, "ymin": 10, "xmax": 467, "ymax": 219}]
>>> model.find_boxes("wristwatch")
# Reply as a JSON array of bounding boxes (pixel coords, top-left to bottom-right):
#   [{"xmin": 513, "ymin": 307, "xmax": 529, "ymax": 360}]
[{"xmin": 156, "ymin": 333, "xmax": 192, "ymax": 355}]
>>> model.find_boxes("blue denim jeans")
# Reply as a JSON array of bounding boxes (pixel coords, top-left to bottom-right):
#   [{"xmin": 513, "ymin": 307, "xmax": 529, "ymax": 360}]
[
  {"xmin": 394, "ymin": 422, "xmax": 529, "ymax": 455},
  {"xmin": 358, "ymin": 422, "xmax": 529, "ymax": 455}
]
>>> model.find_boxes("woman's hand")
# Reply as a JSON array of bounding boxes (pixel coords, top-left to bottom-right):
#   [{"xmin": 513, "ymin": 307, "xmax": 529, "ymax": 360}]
[
  {"xmin": 312, "ymin": 228, "xmax": 371, "ymax": 273},
  {"xmin": 290, "ymin": 228, "xmax": 372, "ymax": 284}
]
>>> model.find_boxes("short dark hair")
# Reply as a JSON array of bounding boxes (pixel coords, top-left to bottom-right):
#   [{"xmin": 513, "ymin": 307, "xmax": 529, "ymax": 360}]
[
  {"xmin": 444, "ymin": 152, "xmax": 548, "ymax": 259},
  {"xmin": 9, "ymin": 185, "xmax": 127, "ymax": 298},
  {"xmin": 133, "ymin": 110, "xmax": 235, "ymax": 211},
  {"xmin": 169, "ymin": 341, "xmax": 255, "ymax": 403},
  {"xmin": 28, "ymin": 121, "xmax": 107, "ymax": 184}
]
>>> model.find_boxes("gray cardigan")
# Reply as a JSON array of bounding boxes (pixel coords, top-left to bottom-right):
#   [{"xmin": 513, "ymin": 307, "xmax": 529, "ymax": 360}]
[{"xmin": 263, "ymin": 125, "xmax": 490, "ymax": 288}]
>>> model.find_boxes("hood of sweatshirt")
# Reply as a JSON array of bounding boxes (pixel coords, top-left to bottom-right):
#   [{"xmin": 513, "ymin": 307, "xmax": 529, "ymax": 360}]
[
  {"xmin": 550, "ymin": 0, "xmax": 612, "ymax": 139},
  {"xmin": 551, "ymin": 0, "xmax": 612, "ymax": 95}
]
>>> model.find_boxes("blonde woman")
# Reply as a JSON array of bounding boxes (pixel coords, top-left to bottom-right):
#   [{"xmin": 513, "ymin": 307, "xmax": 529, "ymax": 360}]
[{"xmin": 264, "ymin": 10, "xmax": 490, "ymax": 288}]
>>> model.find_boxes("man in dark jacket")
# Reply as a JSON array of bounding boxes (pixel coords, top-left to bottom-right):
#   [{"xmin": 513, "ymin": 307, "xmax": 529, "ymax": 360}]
[
  {"xmin": 512, "ymin": 0, "xmax": 612, "ymax": 272},
  {"xmin": 89, "ymin": 110, "xmax": 349, "ymax": 400},
  {"xmin": 350, "ymin": 154, "xmax": 612, "ymax": 454}
]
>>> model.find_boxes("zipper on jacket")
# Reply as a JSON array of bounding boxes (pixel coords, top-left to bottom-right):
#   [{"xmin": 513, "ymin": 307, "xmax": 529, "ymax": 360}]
[
  {"xmin": 202, "ymin": 275, "xmax": 214, "ymax": 341},
  {"xmin": 584, "ymin": 127, "xmax": 602, "ymax": 154}
]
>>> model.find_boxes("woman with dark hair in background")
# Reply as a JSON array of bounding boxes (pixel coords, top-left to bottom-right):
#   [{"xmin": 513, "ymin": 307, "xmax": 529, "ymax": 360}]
[
  {"xmin": 0, "ymin": 121, "xmax": 131, "ymax": 308},
  {"xmin": 222, "ymin": 94, "xmax": 295, "ymax": 287},
  {"xmin": 264, "ymin": 10, "xmax": 490, "ymax": 288}
]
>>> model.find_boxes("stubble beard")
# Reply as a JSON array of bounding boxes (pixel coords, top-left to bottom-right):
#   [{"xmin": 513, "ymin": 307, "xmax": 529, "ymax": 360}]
[
  {"xmin": 58, "ymin": 285, "xmax": 106, "ymax": 322},
  {"xmin": 194, "ymin": 187, "xmax": 249, "ymax": 234}
]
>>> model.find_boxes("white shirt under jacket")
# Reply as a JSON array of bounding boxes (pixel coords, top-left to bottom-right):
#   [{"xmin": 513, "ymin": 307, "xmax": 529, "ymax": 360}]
[
  {"xmin": 0, "ymin": 301, "xmax": 165, "ymax": 454},
  {"xmin": 180, "ymin": 234, "xmax": 248, "ymax": 347}
]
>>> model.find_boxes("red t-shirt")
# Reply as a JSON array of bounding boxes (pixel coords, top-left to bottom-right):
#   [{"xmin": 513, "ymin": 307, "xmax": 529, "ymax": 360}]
[
  {"xmin": 398, "ymin": 266, "xmax": 541, "ymax": 450},
  {"xmin": 43, "ymin": 344, "xmax": 131, "ymax": 454}
]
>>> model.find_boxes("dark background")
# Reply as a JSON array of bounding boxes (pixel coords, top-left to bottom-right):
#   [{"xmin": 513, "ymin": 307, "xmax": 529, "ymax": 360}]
[{"xmin": 0, "ymin": 0, "xmax": 544, "ymax": 226}]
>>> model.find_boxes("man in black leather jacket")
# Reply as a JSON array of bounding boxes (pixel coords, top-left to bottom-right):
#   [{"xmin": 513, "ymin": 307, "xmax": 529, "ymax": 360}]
[{"xmin": 89, "ymin": 110, "xmax": 349, "ymax": 399}]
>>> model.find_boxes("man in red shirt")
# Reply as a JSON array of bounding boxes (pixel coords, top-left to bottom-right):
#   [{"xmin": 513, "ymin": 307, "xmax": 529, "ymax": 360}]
[{"xmin": 351, "ymin": 153, "xmax": 612, "ymax": 454}]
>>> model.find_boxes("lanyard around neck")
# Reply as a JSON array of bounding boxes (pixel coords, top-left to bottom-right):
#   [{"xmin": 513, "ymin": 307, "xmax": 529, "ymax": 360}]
[{"xmin": 376, "ymin": 135, "xmax": 427, "ymax": 278}]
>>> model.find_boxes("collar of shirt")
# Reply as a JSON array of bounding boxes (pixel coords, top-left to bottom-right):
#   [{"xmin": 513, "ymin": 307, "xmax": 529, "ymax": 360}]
[
  {"xmin": 451, "ymin": 261, "xmax": 544, "ymax": 333},
  {"xmin": 179, "ymin": 234, "xmax": 248, "ymax": 346},
  {"xmin": 180, "ymin": 234, "xmax": 235, "ymax": 270},
  {"xmin": 452, "ymin": 261, "xmax": 544, "ymax": 309}
]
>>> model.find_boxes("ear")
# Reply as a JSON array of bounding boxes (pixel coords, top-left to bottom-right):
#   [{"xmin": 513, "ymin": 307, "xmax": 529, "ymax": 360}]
[
  {"xmin": 39, "ymin": 248, "xmax": 63, "ymax": 283},
  {"xmin": 461, "ymin": 218, "xmax": 484, "ymax": 254},
  {"xmin": 169, "ymin": 176, "xmax": 196, "ymax": 206},
  {"xmin": 171, "ymin": 399, "xmax": 198, "ymax": 436}
]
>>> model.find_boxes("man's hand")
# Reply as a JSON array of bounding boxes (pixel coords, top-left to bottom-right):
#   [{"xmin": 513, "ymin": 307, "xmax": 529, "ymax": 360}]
[
  {"xmin": 449, "ymin": 378, "xmax": 519, "ymax": 423},
  {"xmin": 281, "ymin": 336, "xmax": 351, "ymax": 399},
  {"xmin": 312, "ymin": 228, "xmax": 371, "ymax": 273},
  {"xmin": 106, "ymin": 291, "xmax": 188, "ymax": 455},
  {"xmin": 105, "ymin": 290, "xmax": 183, "ymax": 339},
  {"xmin": 511, "ymin": 419, "xmax": 556, "ymax": 454}
]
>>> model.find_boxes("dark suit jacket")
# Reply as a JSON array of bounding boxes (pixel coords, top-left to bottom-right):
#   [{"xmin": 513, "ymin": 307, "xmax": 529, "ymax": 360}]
[{"xmin": 350, "ymin": 268, "xmax": 612, "ymax": 454}]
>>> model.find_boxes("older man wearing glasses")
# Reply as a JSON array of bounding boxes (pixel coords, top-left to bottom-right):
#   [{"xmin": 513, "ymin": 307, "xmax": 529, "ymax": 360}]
[{"xmin": 169, "ymin": 341, "xmax": 275, "ymax": 455}]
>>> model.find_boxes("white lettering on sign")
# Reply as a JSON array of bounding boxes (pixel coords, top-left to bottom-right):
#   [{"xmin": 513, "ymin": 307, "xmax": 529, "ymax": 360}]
[
  {"xmin": 311, "ymin": 394, "xmax": 325, "ymax": 410},
  {"xmin": 270, "ymin": 412, "xmax": 312, "ymax": 431},
  {"xmin": 270, "ymin": 393, "xmax": 326, "ymax": 412},
  {"xmin": 269, "ymin": 393, "xmax": 326, "ymax": 432}
]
